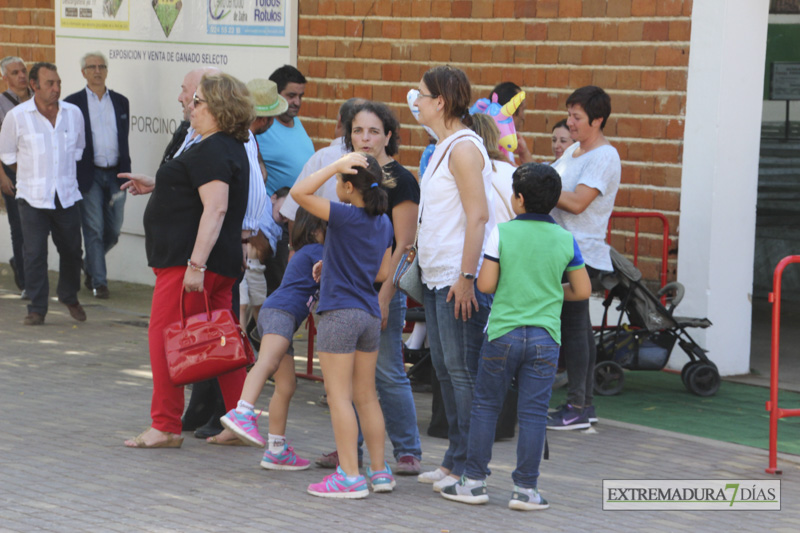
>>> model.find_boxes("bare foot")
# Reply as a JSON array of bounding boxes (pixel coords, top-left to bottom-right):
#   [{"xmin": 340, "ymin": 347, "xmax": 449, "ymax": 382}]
[{"xmin": 124, "ymin": 427, "xmax": 182, "ymax": 448}]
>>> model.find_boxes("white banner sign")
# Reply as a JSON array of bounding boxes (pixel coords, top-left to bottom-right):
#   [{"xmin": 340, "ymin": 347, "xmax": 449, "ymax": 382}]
[
  {"xmin": 603, "ymin": 479, "xmax": 781, "ymax": 511},
  {"xmin": 55, "ymin": 0, "xmax": 297, "ymax": 239}
]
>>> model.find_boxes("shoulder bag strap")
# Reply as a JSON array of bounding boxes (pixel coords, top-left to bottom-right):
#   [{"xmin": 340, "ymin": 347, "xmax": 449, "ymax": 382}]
[
  {"xmin": 491, "ymin": 179, "xmax": 515, "ymax": 221},
  {"xmin": 2, "ymin": 91, "xmax": 19, "ymax": 106},
  {"xmin": 414, "ymin": 131, "xmax": 475, "ymax": 246}
]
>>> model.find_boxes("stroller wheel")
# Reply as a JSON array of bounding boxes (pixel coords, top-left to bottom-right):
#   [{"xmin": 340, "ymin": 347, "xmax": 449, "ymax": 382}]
[
  {"xmin": 687, "ymin": 364, "xmax": 721, "ymax": 397},
  {"xmin": 681, "ymin": 361, "xmax": 701, "ymax": 387},
  {"xmin": 594, "ymin": 361, "xmax": 625, "ymax": 396}
]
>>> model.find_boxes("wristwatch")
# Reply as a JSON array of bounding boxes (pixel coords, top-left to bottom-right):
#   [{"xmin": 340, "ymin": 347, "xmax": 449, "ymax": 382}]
[{"xmin": 461, "ymin": 271, "xmax": 476, "ymax": 280}]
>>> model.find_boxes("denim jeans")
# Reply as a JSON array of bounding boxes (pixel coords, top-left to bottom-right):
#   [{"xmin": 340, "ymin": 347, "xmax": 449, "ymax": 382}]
[
  {"xmin": 423, "ymin": 284, "xmax": 492, "ymax": 476},
  {"xmin": 357, "ymin": 292, "xmax": 422, "ymax": 460},
  {"xmin": 465, "ymin": 326, "xmax": 558, "ymax": 489},
  {"xmin": 80, "ymin": 167, "xmax": 126, "ymax": 288},
  {"xmin": 1, "ymin": 164, "xmax": 24, "ymax": 287}
]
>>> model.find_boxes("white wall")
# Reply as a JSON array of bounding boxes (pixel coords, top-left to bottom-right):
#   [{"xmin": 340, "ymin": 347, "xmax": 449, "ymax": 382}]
[
  {"xmin": 676, "ymin": 0, "xmax": 770, "ymax": 376},
  {"xmin": 0, "ymin": 216, "xmax": 155, "ymax": 286}
]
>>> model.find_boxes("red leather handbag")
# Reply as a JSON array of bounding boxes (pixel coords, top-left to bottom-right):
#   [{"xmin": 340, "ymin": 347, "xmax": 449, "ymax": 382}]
[{"xmin": 163, "ymin": 290, "xmax": 255, "ymax": 386}]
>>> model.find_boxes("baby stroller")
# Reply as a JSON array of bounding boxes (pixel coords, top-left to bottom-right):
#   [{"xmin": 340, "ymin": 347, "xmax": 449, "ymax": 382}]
[{"xmin": 593, "ymin": 248, "xmax": 720, "ymax": 397}]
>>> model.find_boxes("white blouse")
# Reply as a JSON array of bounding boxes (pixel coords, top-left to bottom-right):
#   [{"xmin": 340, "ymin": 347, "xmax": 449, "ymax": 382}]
[
  {"xmin": 550, "ymin": 142, "xmax": 621, "ymax": 271},
  {"xmin": 418, "ymin": 129, "xmax": 495, "ymax": 289},
  {"xmin": 491, "ymin": 160, "xmax": 516, "ymax": 224}
]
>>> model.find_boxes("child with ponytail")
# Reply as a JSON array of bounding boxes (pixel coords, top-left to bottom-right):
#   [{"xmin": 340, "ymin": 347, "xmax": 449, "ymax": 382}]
[
  {"xmin": 219, "ymin": 207, "xmax": 326, "ymax": 470},
  {"xmin": 292, "ymin": 152, "xmax": 395, "ymax": 499}
]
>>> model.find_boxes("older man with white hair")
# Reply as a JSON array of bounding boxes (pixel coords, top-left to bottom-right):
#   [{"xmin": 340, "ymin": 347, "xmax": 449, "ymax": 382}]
[
  {"xmin": 64, "ymin": 51, "xmax": 131, "ymax": 299},
  {"xmin": 0, "ymin": 56, "xmax": 32, "ymax": 296}
]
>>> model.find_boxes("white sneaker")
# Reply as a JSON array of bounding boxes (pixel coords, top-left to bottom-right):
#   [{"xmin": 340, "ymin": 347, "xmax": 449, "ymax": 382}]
[
  {"xmin": 417, "ymin": 467, "xmax": 447, "ymax": 484},
  {"xmin": 508, "ymin": 485, "xmax": 550, "ymax": 511},
  {"xmin": 433, "ymin": 475, "xmax": 459, "ymax": 493}
]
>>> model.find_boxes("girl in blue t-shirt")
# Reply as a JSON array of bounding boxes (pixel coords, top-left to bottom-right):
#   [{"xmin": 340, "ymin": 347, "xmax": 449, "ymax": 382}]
[
  {"xmin": 292, "ymin": 152, "xmax": 395, "ymax": 499},
  {"xmin": 219, "ymin": 208, "xmax": 326, "ymax": 471}
]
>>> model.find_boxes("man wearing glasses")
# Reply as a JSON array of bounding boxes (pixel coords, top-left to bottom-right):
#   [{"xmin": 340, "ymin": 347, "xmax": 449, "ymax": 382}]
[{"xmin": 65, "ymin": 52, "xmax": 131, "ymax": 300}]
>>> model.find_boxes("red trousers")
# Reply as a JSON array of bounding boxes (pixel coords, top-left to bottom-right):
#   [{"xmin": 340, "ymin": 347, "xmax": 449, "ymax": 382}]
[{"xmin": 148, "ymin": 266, "xmax": 246, "ymax": 434}]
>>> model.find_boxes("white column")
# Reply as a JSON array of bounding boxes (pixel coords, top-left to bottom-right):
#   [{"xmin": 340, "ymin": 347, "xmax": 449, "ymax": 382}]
[{"xmin": 676, "ymin": 0, "xmax": 770, "ymax": 375}]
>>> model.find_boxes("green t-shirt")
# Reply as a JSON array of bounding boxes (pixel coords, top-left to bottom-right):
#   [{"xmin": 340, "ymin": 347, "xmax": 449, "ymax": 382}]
[{"xmin": 484, "ymin": 214, "xmax": 584, "ymax": 343}]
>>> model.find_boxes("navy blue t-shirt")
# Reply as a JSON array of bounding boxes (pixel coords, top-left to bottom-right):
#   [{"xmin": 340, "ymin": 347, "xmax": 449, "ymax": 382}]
[
  {"xmin": 261, "ymin": 243, "xmax": 323, "ymax": 327},
  {"xmin": 317, "ymin": 202, "xmax": 393, "ymax": 318}
]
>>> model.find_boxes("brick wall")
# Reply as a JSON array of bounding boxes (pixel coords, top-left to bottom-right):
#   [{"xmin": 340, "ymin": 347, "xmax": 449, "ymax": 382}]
[
  {"xmin": 0, "ymin": 0, "xmax": 54, "ymax": 212},
  {"xmin": 298, "ymin": 0, "xmax": 693, "ymax": 282},
  {"xmin": 0, "ymin": 0, "xmax": 55, "ymax": 66}
]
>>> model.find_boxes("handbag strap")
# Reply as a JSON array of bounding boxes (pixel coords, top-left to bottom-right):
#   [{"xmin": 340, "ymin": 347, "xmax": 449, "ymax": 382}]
[
  {"xmin": 179, "ymin": 288, "xmax": 212, "ymax": 328},
  {"xmin": 414, "ymin": 131, "xmax": 476, "ymax": 247},
  {"xmin": 491, "ymin": 179, "xmax": 515, "ymax": 221}
]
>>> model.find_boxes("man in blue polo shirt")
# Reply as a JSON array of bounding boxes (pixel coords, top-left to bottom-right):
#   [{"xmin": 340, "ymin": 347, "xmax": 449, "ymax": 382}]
[
  {"xmin": 257, "ymin": 65, "xmax": 315, "ymax": 196},
  {"xmin": 256, "ymin": 65, "xmax": 315, "ymax": 295}
]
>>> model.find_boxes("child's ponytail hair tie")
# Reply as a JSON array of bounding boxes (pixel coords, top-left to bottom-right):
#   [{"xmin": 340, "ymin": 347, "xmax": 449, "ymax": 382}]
[{"xmin": 370, "ymin": 182, "xmax": 379, "ymax": 188}]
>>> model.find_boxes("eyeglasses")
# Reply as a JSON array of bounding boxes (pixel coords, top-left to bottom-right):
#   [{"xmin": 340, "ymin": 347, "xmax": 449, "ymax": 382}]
[
  {"xmin": 192, "ymin": 92, "xmax": 207, "ymax": 106},
  {"xmin": 83, "ymin": 64, "xmax": 108, "ymax": 71},
  {"xmin": 417, "ymin": 92, "xmax": 439, "ymax": 99}
]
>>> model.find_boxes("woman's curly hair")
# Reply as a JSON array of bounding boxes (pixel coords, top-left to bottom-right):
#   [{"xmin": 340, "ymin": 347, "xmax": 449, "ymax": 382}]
[{"xmin": 199, "ymin": 73, "xmax": 254, "ymax": 143}]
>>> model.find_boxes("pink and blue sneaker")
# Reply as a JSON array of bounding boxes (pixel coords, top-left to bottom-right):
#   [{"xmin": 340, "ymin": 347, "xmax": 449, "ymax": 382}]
[
  {"xmin": 260, "ymin": 443, "xmax": 311, "ymax": 471},
  {"xmin": 366, "ymin": 462, "xmax": 396, "ymax": 493},
  {"xmin": 220, "ymin": 409, "xmax": 265, "ymax": 447},
  {"xmin": 307, "ymin": 466, "xmax": 369, "ymax": 499}
]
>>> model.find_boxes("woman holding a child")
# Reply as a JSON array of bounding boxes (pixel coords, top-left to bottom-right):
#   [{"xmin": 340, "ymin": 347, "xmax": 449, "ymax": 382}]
[{"xmin": 412, "ymin": 65, "xmax": 495, "ymax": 492}]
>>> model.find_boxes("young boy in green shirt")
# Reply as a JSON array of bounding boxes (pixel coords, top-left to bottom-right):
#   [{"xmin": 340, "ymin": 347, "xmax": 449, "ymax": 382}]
[{"xmin": 441, "ymin": 163, "xmax": 591, "ymax": 510}]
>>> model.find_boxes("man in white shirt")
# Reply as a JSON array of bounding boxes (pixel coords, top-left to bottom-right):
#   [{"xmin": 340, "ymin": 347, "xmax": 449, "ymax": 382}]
[
  {"xmin": 64, "ymin": 52, "xmax": 131, "ymax": 300},
  {"xmin": 0, "ymin": 62, "xmax": 86, "ymax": 325}
]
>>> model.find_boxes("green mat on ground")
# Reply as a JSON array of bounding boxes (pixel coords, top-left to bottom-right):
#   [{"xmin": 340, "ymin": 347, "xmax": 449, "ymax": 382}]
[{"xmin": 550, "ymin": 371, "xmax": 800, "ymax": 456}]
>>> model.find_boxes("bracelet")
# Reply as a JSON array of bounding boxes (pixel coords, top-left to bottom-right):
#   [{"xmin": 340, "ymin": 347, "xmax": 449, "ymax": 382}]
[{"xmin": 187, "ymin": 259, "xmax": 207, "ymax": 273}]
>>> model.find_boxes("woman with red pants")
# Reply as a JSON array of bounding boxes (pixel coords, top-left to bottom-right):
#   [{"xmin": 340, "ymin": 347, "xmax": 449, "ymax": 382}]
[{"xmin": 120, "ymin": 73, "xmax": 254, "ymax": 448}]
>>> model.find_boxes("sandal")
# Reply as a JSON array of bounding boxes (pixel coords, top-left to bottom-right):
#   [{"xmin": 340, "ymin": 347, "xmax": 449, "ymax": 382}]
[
  {"xmin": 125, "ymin": 428, "xmax": 184, "ymax": 449},
  {"xmin": 207, "ymin": 434, "xmax": 247, "ymax": 446}
]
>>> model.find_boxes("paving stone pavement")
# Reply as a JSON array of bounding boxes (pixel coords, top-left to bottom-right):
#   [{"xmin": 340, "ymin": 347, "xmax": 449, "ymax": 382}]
[{"xmin": 0, "ymin": 280, "xmax": 799, "ymax": 532}]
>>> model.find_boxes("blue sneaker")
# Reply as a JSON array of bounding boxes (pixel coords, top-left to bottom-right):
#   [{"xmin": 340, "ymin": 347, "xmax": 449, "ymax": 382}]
[
  {"xmin": 307, "ymin": 466, "xmax": 369, "ymax": 499},
  {"xmin": 366, "ymin": 462, "xmax": 396, "ymax": 493},
  {"xmin": 585, "ymin": 405, "xmax": 598, "ymax": 424},
  {"xmin": 546, "ymin": 404, "xmax": 590, "ymax": 431},
  {"xmin": 260, "ymin": 443, "xmax": 311, "ymax": 471}
]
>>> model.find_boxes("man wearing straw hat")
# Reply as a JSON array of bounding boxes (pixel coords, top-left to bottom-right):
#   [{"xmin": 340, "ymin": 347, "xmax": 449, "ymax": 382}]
[
  {"xmin": 246, "ymin": 78, "xmax": 288, "ymax": 186},
  {"xmin": 243, "ymin": 78, "xmax": 288, "ymax": 270}
]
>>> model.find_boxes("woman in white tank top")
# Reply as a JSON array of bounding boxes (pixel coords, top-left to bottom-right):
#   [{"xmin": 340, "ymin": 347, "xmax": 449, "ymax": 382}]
[{"xmin": 412, "ymin": 65, "xmax": 495, "ymax": 491}]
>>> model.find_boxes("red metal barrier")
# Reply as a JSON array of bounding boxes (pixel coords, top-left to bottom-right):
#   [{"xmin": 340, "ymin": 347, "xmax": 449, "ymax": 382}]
[
  {"xmin": 765, "ymin": 255, "xmax": 800, "ymax": 474},
  {"xmin": 297, "ymin": 212, "xmax": 671, "ymax": 381},
  {"xmin": 296, "ymin": 313, "xmax": 323, "ymax": 382},
  {"xmin": 607, "ymin": 211, "xmax": 671, "ymax": 290}
]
